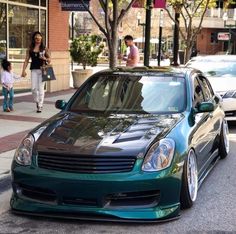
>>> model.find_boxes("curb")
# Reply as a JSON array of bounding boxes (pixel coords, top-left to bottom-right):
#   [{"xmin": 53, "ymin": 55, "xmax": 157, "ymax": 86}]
[{"xmin": 0, "ymin": 172, "xmax": 11, "ymax": 194}]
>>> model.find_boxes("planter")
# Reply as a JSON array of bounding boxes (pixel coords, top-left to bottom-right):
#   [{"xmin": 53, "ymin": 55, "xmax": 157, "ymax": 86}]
[{"xmin": 72, "ymin": 69, "xmax": 93, "ymax": 88}]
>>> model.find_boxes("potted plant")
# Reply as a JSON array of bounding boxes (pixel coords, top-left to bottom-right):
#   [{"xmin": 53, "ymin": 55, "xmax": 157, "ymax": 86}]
[{"xmin": 70, "ymin": 34, "xmax": 104, "ymax": 88}]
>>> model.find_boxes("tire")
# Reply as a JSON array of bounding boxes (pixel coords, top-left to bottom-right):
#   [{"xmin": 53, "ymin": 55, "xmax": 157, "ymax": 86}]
[
  {"xmin": 180, "ymin": 149, "xmax": 198, "ymax": 209},
  {"xmin": 219, "ymin": 119, "xmax": 229, "ymax": 159}
]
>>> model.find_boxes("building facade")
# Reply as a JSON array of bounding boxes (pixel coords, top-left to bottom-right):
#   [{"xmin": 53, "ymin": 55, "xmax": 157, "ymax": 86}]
[{"xmin": 0, "ymin": 0, "xmax": 70, "ymax": 92}]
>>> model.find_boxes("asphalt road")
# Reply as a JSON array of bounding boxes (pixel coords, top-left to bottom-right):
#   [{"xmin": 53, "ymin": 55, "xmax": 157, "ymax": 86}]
[{"xmin": 0, "ymin": 126, "xmax": 236, "ymax": 234}]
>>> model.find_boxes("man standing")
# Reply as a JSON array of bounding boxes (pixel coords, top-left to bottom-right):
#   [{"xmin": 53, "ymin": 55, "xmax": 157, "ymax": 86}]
[{"xmin": 122, "ymin": 35, "xmax": 140, "ymax": 67}]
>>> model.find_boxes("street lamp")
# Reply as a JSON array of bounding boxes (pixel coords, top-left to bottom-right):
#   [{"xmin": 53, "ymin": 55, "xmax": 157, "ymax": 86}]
[
  {"xmin": 222, "ymin": 12, "xmax": 236, "ymax": 54},
  {"xmin": 137, "ymin": 12, "xmax": 145, "ymax": 51}
]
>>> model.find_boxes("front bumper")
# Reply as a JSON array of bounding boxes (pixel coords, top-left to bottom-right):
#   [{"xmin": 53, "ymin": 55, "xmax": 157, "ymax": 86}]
[{"xmin": 11, "ymin": 160, "xmax": 182, "ymax": 221}]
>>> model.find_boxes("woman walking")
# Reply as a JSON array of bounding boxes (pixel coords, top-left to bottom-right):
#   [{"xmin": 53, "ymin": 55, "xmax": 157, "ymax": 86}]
[{"xmin": 21, "ymin": 31, "xmax": 51, "ymax": 113}]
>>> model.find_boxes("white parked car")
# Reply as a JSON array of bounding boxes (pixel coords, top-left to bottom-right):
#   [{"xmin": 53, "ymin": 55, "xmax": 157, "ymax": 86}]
[{"xmin": 186, "ymin": 55, "xmax": 236, "ymax": 121}]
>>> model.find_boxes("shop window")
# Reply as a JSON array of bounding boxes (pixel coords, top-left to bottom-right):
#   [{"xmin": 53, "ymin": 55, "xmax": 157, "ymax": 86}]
[
  {"xmin": 41, "ymin": 0, "xmax": 46, "ymax": 6},
  {"xmin": 0, "ymin": 3, "xmax": 7, "ymax": 61},
  {"xmin": 8, "ymin": 5, "xmax": 39, "ymax": 60},
  {"xmin": 9, "ymin": 0, "xmax": 39, "ymax": 5},
  {"xmin": 40, "ymin": 10, "xmax": 46, "ymax": 40}
]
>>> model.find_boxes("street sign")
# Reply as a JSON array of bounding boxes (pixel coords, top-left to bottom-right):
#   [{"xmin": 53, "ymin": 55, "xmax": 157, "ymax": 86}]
[
  {"xmin": 60, "ymin": 0, "xmax": 90, "ymax": 11},
  {"xmin": 217, "ymin": 32, "xmax": 231, "ymax": 41}
]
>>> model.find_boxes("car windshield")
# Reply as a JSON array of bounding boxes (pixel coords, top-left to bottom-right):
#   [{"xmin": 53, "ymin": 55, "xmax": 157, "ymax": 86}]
[
  {"xmin": 69, "ymin": 74, "xmax": 186, "ymax": 114},
  {"xmin": 187, "ymin": 59, "xmax": 236, "ymax": 77}
]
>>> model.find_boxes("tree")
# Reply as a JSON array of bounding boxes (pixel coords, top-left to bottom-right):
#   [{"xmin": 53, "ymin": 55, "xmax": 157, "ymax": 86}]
[
  {"xmin": 81, "ymin": 0, "xmax": 137, "ymax": 68},
  {"xmin": 165, "ymin": 0, "xmax": 217, "ymax": 63}
]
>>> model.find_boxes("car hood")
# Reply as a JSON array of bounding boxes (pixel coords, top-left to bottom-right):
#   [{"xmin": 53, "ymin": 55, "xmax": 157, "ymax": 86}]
[
  {"xmin": 208, "ymin": 77, "xmax": 236, "ymax": 93},
  {"xmin": 34, "ymin": 112, "xmax": 183, "ymax": 157}
]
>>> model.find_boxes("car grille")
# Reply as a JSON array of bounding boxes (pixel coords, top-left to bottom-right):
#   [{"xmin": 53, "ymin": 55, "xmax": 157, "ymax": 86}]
[
  {"xmin": 37, "ymin": 152, "xmax": 136, "ymax": 174},
  {"xmin": 225, "ymin": 111, "xmax": 236, "ymax": 117}
]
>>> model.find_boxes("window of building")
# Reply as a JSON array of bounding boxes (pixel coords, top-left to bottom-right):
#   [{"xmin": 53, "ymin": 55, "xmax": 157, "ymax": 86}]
[
  {"xmin": 210, "ymin": 32, "xmax": 218, "ymax": 44},
  {"xmin": 9, "ymin": 0, "xmax": 39, "ymax": 5},
  {"xmin": 41, "ymin": 0, "xmax": 46, "ymax": 6},
  {"xmin": 8, "ymin": 5, "xmax": 39, "ymax": 60},
  {"xmin": 0, "ymin": 3, "xmax": 7, "ymax": 61},
  {"xmin": 40, "ymin": 9, "xmax": 46, "ymax": 39}
]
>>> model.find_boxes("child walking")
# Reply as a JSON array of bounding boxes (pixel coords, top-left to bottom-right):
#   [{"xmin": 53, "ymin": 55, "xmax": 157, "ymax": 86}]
[{"xmin": 1, "ymin": 59, "xmax": 21, "ymax": 112}]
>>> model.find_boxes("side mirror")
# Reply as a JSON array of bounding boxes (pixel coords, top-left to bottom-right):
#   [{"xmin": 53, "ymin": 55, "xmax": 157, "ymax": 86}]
[
  {"xmin": 197, "ymin": 101, "xmax": 214, "ymax": 113},
  {"xmin": 55, "ymin": 100, "xmax": 67, "ymax": 110}
]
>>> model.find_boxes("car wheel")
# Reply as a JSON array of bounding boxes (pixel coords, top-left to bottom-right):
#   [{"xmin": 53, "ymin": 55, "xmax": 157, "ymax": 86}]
[
  {"xmin": 219, "ymin": 119, "xmax": 229, "ymax": 159},
  {"xmin": 180, "ymin": 149, "xmax": 198, "ymax": 209}
]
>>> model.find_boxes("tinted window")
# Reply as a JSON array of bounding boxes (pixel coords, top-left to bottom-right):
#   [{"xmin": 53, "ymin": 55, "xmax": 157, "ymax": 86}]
[
  {"xmin": 70, "ymin": 74, "xmax": 186, "ymax": 114},
  {"xmin": 193, "ymin": 78, "xmax": 204, "ymax": 108},
  {"xmin": 197, "ymin": 76, "xmax": 213, "ymax": 101}
]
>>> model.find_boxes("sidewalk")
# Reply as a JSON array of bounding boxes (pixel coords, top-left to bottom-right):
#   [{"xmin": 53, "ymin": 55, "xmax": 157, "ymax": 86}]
[{"xmin": 0, "ymin": 88, "xmax": 76, "ymax": 182}]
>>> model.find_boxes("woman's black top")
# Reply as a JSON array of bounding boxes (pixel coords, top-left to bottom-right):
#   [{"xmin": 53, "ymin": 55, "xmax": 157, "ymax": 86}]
[{"xmin": 29, "ymin": 51, "xmax": 44, "ymax": 70}]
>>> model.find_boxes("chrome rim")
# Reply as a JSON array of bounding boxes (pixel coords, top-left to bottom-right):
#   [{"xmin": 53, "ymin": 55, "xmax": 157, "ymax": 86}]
[
  {"xmin": 223, "ymin": 120, "xmax": 230, "ymax": 154},
  {"xmin": 187, "ymin": 150, "xmax": 198, "ymax": 202}
]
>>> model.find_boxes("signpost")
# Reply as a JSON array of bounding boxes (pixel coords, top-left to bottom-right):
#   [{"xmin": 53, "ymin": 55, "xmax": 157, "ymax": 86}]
[{"xmin": 60, "ymin": 0, "xmax": 90, "ymax": 11}]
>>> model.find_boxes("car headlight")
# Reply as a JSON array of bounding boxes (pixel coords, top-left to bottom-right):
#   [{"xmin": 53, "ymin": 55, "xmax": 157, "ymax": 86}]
[
  {"xmin": 142, "ymin": 138, "xmax": 175, "ymax": 172},
  {"xmin": 223, "ymin": 90, "xmax": 236, "ymax": 99},
  {"xmin": 14, "ymin": 134, "xmax": 34, "ymax": 166}
]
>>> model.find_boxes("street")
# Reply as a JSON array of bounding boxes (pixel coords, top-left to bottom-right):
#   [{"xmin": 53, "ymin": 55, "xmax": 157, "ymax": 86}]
[{"xmin": 0, "ymin": 126, "xmax": 236, "ymax": 234}]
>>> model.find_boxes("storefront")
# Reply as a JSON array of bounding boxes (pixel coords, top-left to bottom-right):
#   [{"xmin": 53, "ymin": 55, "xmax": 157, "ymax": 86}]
[{"xmin": 0, "ymin": 0, "xmax": 70, "ymax": 92}]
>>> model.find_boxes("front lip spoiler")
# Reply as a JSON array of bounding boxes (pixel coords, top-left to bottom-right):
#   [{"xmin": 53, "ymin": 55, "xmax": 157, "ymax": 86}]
[{"xmin": 11, "ymin": 209, "xmax": 180, "ymax": 223}]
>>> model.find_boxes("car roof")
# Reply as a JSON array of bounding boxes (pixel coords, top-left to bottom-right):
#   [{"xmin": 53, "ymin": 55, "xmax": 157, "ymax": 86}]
[
  {"xmin": 94, "ymin": 66, "xmax": 197, "ymax": 78},
  {"xmin": 189, "ymin": 55, "xmax": 236, "ymax": 62}
]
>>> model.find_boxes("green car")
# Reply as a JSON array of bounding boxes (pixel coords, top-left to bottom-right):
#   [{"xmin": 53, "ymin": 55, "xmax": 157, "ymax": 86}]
[{"xmin": 11, "ymin": 67, "xmax": 229, "ymax": 222}]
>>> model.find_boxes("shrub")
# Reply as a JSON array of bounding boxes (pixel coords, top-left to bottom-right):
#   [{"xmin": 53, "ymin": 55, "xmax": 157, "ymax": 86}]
[{"xmin": 70, "ymin": 34, "xmax": 104, "ymax": 70}]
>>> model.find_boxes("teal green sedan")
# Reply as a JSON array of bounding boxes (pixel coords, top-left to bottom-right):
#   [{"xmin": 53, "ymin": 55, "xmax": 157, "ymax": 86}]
[{"xmin": 11, "ymin": 67, "xmax": 229, "ymax": 222}]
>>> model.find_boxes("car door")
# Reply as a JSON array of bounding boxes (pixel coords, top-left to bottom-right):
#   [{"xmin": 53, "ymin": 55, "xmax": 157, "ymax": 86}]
[
  {"xmin": 191, "ymin": 75, "xmax": 215, "ymax": 171},
  {"xmin": 197, "ymin": 75, "xmax": 222, "ymax": 156}
]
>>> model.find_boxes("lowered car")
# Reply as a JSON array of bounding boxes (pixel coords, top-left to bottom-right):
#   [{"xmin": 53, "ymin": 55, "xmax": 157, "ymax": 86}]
[
  {"xmin": 11, "ymin": 67, "xmax": 229, "ymax": 222},
  {"xmin": 186, "ymin": 55, "xmax": 236, "ymax": 120}
]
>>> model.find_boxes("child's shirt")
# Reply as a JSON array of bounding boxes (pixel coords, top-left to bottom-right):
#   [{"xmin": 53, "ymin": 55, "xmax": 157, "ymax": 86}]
[{"xmin": 1, "ymin": 70, "xmax": 21, "ymax": 89}]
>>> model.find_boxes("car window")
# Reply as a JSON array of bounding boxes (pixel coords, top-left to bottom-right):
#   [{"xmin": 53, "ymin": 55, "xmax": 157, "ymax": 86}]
[
  {"xmin": 193, "ymin": 78, "xmax": 204, "ymax": 108},
  {"xmin": 187, "ymin": 59, "xmax": 236, "ymax": 77},
  {"xmin": 69, "ymin": 74, "xmax": 187, "ymax": 114},
  {"xmin": 197, "ymin": 76, "xmax": 214, "ymax": 101}
]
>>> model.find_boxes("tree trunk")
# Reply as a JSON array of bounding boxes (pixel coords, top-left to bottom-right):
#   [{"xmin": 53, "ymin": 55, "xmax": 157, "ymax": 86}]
[{"xmin": 108, "ymin": 26, "xmax": 118, "ymax": 69}]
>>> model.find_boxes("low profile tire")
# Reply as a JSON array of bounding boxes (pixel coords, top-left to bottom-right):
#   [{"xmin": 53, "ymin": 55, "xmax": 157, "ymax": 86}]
[
  {"xmin": 219, "ymin": 119, "xmax": 229, "ymax": 159},
  {"xmin": 180, "ymin": 149, "xmax": 198, "ymax": 209}
]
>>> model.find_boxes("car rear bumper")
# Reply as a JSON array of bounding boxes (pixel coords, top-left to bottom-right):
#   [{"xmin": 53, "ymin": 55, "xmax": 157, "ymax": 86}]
[
  {"xmin": 11, "ymin": 162, "xmax": 182, "ymax": 221},
  {"xmin": 222, "ymin": 98, "xmax": 236, "ymax": 120}
]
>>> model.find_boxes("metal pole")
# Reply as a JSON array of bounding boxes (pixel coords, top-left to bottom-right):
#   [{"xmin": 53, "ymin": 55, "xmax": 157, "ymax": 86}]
[
  {"xmin": 144, "ymin": 0, "xmax": 152, "ymax": 66},
  {"xmin": 172, "ymin": 11, "xmax": 180, "ymax": 66},
  {"xmin": 71, "ymin": 12, "xmax": 74, "ymax": 70},
  {"xmin": 158, "ymin": 9, "xmax": 164, "ymax": 66}
]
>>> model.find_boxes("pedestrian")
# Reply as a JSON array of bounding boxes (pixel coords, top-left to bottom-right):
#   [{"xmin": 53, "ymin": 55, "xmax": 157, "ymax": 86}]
[
  {"xmin": 1, "ymin": 59, "xmax": 21, "ymax": 112},
  {"xmin": 21, "ymin": 31, "xmax": 51, "ymax": 113},
  {"xmin": 120, "ymin": 35, "xmax": 140, "ymax": 67}
]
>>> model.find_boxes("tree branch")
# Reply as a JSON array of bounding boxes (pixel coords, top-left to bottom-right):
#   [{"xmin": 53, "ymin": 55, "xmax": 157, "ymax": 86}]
[
  {"xmin": 117, "ymin": 0, "xmax": 136, "ymax": 25},
  {"xmin": 80, "ymin": 0, "xmax": 107, "ymax": 37}
]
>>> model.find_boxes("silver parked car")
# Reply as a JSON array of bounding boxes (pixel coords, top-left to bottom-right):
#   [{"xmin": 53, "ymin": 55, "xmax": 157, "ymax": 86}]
[{"xmin": 186, "ymin": 55, "xmax": 236, "ymax": 120}]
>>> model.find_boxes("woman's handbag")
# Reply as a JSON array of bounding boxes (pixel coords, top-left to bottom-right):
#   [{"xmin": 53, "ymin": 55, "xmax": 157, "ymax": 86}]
[{"xmin": 41, "ymin": 64, "xmax": 56, "ymax": 82}]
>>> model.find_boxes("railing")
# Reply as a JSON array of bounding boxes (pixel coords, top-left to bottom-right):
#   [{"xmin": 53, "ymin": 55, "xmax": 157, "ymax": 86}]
[{"xmin": 205, "ymin": 8, "xmax": 236, "ymax": 19}]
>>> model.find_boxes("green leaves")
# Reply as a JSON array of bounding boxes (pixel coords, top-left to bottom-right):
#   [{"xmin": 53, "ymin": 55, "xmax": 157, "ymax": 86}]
[{"xmin": 70, "ymin": 35, "xmax": 104, "ymax": 70}]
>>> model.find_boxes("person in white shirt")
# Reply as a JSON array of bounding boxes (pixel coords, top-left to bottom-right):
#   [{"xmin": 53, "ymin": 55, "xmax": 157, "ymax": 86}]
[{"xmin": 1, "ymin": 59, "xmax": 21, "ymax": 112}]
